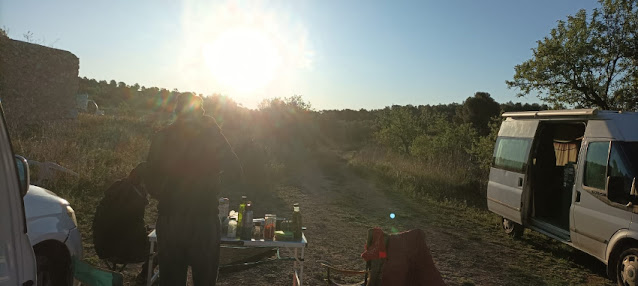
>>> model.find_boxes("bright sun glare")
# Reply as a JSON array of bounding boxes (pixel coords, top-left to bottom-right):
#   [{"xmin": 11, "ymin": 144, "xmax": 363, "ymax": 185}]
[
  {"xmin": 180, "ymin": 0, "xmax": 312, "ymax": 106},
  {"xmin": 203, "ymin": 27, "xmax": 282, "ymax": 94}
]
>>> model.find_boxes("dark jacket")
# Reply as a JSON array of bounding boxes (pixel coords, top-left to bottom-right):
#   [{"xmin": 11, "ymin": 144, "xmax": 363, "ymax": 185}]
[{"xmin": 146, "ymin": 115, "xmax": 242, "ymax": 217}]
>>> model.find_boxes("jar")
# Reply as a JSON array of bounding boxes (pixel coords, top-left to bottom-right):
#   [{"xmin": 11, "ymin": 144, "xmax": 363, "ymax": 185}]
[
  {"xmin": 264, "ymin": 214, "xmax": 277, "ymax": 240},
  {"xmin": 252, "ymin": 219, "xmax": 263, "ymax": 240}
]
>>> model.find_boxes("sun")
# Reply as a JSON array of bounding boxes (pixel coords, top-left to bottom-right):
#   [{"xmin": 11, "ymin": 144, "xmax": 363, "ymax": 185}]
[{"xmin": 203, "ymin": 27, "xmax": 282, "ymax": 94}]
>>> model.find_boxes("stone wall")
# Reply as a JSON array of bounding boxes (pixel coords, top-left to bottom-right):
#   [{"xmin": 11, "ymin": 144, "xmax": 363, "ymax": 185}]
[{"xmin": 0, "ymin": 36, "xmax": 79, "ymax": 129}]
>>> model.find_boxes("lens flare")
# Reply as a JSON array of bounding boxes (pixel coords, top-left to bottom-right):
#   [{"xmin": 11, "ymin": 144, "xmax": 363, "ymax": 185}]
[{"xmin": 390, "ymin": 213, "xmax": 395, "ymax": 219}]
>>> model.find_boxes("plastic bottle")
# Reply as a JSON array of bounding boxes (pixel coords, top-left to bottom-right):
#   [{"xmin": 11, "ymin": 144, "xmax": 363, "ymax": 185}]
[
  {"xmin": 241, "ymin": 202, "xmax": 254, "ymax": 240},
  {"xmin": 227, "ymin": 217, "xmax": 237, "ymax": 238},
  {"xmin": 292, "ymin": 203, "xmax": 302, "ymax": 240},
  {"xmin": 218, "ymin": 198, "xmax": 230, "ymax": 235},
  {"xmin": 218, "ymin": 198, "xmax": 230, "ymax": 217},
  {"xmin": 238, "ymin": 196, "xmax": 247, "ymax": 227}
]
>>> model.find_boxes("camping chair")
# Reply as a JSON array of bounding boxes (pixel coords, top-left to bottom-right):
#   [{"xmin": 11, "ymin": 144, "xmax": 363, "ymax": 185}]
[
  {"xmin": 319, "ymin": 259, "xmax": 384, "ymax": 286},
  {"xmin": 73, "ymin": 258, "xmax": 124, "ymax": 286},
  {"xmin": 320, "ymin": 228, "xmax": 446, "ymax": 286},
  {"xmin": 319, "ymin": 228, "xmax": 387, "ymax": 286},
  {"xmin": 102, "ymin": 259, "xmax": 128, "ymax": 272}
]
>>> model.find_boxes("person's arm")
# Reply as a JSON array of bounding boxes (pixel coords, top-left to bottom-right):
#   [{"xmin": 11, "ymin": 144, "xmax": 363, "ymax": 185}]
[
  {"xmin": 217, "ymin": 129, "xmax": 245, "ymax": 185},
  {"xmin": 144, "ymin": 132, "xmax": 166, "ymax": 199}
]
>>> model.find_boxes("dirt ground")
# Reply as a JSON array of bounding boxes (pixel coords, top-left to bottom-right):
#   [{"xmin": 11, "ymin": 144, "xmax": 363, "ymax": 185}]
[{"xmin": 123, "ymin": 150, "xmax": 616, "ymax": 285}]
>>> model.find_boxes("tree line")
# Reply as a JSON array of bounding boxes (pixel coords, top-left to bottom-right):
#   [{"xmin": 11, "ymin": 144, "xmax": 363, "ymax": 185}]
[{"xmin": 74, "ymin": 0, "xmax": 638, "ymax": 186}]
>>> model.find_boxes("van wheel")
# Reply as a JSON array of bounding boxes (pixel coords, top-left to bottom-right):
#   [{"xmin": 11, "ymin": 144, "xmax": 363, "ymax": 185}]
[
  {"xmin": 502, "ymin": 218, "xmax": 523, "ymax": 238},
  {"xmin": 36, "ymin": 253, "xmax": 72, "ymax": 286},
  {"xmin": 617, "ymin": 248, "xmax": 638, "ymax": 286}
]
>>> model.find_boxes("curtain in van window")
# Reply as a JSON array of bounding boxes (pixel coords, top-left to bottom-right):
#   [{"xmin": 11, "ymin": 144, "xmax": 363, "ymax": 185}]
[
  {"xmin": 493, "ymin": 138, "xmax": 531, "ymax": 173},
  {"xmin": 554, "ymin": 142, "xmax": 579, "ymax": 166}
]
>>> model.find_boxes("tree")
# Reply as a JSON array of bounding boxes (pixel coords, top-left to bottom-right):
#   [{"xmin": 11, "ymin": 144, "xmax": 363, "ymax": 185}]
[
  {"xmin": 257, "ymin": 95, "xmax": 316, "ymax": 147},
  {"xmin": 375, "ymin": 105, "xmax": 420, "ymax": 154},
  {"xmin": 506, "ymin": 0, "xmax": 638, "ymax": 110},
  {"xmin": 458, "ymin": 92, "xmax": 501, "ymax": 136},
  {"xmin": 500, "ymin": 101, "xmax": 550, "ymax": 112}
]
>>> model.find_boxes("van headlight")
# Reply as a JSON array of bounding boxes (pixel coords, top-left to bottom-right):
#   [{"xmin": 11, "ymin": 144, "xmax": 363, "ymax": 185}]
[{"xmin": 66, "ymin": 205, "xmax": 78, "ymax": 227}]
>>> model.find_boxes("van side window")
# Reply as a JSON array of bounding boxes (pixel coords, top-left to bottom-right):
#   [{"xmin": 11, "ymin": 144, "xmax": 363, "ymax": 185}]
[
  {"xmin": 608, "ymin": 142, "xmax": 638, "ymax": 204},
  {"xmin": 584, "ymin": 141, "xmax": 610, "ymax": 191},
  {"xmin": 493, "ymin": 137, "xmax": 531, "ymax": 173}
]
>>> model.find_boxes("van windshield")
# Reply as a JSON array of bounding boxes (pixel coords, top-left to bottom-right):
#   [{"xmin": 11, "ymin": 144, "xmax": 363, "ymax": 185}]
[{"xmin": 608, "ymin": 142, "xmax": 638, "ymax": 204}]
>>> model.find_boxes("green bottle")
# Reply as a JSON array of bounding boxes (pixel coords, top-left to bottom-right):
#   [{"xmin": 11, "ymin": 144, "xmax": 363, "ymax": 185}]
[
  {"xmin": 241, "ymin": 202, "xmax": 253, "ymax": 240},
  {"xmin": 238, "ymin": 196, "xmax": 247, "ymax": 227},
  {"xmin": 292, "ymin": 203, "xmax": 302, "ymax": 240}
]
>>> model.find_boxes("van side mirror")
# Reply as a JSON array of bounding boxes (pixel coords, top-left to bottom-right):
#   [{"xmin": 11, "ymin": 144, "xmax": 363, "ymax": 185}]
[{"xmin": 15, "ymin": 155, "xmax": 30, "ymax": 197}]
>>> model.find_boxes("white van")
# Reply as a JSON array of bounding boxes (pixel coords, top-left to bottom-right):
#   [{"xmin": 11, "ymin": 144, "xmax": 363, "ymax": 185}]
[
  {"xmin": 0, "ymin": 106, "xmax": 37, "ymax": 285},
  {"xmin": 488, "ymin": 109, "xmax": 638, "ymax": 285}
]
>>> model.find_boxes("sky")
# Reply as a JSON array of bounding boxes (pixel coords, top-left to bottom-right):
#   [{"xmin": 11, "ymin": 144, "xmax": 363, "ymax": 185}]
[{"xmin": 0, "ymin": 0, "xmax": 600, "ymax": 110}]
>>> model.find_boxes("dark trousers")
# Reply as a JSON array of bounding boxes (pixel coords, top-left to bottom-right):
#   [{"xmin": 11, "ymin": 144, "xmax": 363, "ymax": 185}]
[{"xmin": 156, "ymin": 215, "xmax": 221, "ymax": 286}]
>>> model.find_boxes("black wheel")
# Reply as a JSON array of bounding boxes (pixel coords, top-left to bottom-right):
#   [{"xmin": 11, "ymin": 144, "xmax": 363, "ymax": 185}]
[
  {"xmin": 502, "ymin": 217, "xmax": 524, "ymax": 238},
  {"xmin": 617, "ymin": 248, "xmax": 638, "ymax": 286},
  {"xmin": 36, "ymin": 253, "xmax": 72, "ymax": 286}
]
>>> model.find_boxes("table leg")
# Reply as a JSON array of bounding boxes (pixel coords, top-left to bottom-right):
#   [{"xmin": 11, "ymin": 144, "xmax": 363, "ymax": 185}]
[
  {"xmin": 299, "ymin": 247, "xmax": 304, "ymax": 286},
  {"xmin": 147, "ymin": 241, "xmax": 154, "ymax": 286},
  {"xmin": 293, "ymin": 248, "xmax": 298, "ymax": 270}
]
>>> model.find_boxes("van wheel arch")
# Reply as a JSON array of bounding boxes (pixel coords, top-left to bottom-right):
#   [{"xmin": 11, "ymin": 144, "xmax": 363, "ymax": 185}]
[
  {"xmin": 33, "ymin": 240, "xmax": 73, "ymax": 286},
  {"xmin": 608, "ymin": 238, "xmax": 638, "ymax": 283}
]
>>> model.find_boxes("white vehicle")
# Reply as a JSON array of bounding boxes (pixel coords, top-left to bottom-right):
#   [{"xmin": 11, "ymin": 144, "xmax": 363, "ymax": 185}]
[
  {"xmin": 487, "ymin": 109, "xmax": 638, "ymax": 285},
  {"xmin": 0, "ymin": 108, "xmax": 37, "ymax": 285},
  {"xmin": 23, "ymin": 177, "xmax": 83, "ymax": 286}
]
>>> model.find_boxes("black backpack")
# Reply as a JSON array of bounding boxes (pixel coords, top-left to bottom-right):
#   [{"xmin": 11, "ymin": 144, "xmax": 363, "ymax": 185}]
[{"xmin": 92, "ymin": 178, "xmax": 149, "ymax": 264}]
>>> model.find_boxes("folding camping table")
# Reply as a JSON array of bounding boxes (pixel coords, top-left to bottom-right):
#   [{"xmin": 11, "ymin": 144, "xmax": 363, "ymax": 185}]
[{"xmin": 147, "ymin": 230, "xmax": 307, "ymax": 286}]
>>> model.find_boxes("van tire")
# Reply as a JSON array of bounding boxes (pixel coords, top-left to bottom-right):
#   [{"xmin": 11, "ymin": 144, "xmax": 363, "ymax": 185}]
[
  {"xmin": 502, "ymin": 217, "xmax": 523, "ymax": 238},
  {"xmin": 34, "ymin": 242, "xmax": 72, "ymax": 286},
  {"xmin": 617, "ymin": 248, "xmax": 638, "ymax": 286}
]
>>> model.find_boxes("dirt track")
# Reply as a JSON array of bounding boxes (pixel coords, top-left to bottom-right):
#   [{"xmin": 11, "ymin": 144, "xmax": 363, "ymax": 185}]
[{"xmin": 129, "ymin": 150, "xmax": 616, "ymax": 285}]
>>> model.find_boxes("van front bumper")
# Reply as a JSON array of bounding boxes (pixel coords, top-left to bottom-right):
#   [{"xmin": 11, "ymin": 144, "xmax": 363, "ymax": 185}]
[
  {"xmin": 65, "ymin": 227, "xmax": 83, "ymax": 286},
  {"xmin": 65, "ymin": 227, "xmax": 83, "ymax": 260}
]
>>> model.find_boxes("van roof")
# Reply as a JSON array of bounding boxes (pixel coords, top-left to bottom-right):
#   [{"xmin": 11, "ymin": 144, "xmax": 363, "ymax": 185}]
[
  {"xmin": 501, "ymin": 109, "xmax": 638, "ymax": 118},
  {"xmin": 500, "ymin": 109, "xmax": 638, "ymax": 140}
]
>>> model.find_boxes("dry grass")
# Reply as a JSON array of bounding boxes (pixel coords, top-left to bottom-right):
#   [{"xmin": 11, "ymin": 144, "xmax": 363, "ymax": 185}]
[
  {"xmin": 346, "ymin": 145, "xmax": 486, "ymax": 209},
  {"xmin": 11, "ymin": 114, "xmax": 160, "ymax": 267}
]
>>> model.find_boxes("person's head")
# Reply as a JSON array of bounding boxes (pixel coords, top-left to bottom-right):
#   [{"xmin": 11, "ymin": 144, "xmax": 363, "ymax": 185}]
[
  {"xmin": 129, "ymin": 162, "xmax": 147, "ymax": 186},
  {"xmin": 174, "ymin": 93, "xmax": 204, "ymax": 118}
]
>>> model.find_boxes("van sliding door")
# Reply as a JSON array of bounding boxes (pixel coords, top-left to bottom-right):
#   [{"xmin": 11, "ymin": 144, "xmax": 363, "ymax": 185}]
[{"xmin": 487, "ymin": 120, "xmax": 538, "ymax": 224}]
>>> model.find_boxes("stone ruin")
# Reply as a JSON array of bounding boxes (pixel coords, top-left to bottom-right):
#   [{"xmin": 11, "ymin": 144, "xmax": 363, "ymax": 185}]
[{"xmin": 0, "ymin": 36, "xmax": 79, "ymax": 130}]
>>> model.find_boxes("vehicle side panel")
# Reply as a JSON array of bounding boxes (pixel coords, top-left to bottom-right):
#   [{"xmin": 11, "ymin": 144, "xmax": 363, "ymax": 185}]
[
  {"xmin": 488, "ymin": 168, "xmax": 525, "ymax": 223},
  {"xmin": 0, "ymin": 107, "xmax": 36, "ymax": 285},
  {"xmin": 488, "ymin": 119, "xmax": 537, "ymax": 224},
  {"xmin": 572, "ymin": 138, "xmax": 633, "ymax": 261}
]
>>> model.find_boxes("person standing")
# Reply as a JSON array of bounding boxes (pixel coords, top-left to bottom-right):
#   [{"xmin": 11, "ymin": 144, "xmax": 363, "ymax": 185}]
[{"xmin": 145, "ymin": 93, "xmax": 243, "ymax": 285}]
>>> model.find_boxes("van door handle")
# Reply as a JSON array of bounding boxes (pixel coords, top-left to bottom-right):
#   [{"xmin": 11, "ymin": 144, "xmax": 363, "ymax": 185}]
[
  {"xmin": 518, "ymin": 177, "xmax": 523, "ymax": 187},
  {"xmin": 575, "ymin": 191, "xmax": 581, "ymax": 202}
]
